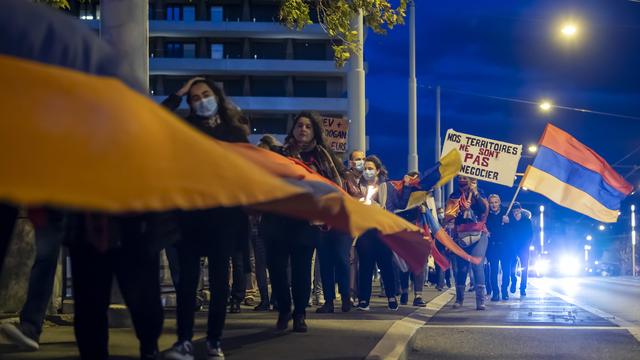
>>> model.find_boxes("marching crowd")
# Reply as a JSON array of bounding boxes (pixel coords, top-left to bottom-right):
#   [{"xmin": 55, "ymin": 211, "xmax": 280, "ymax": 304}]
[{"xmin": 0, "ymin": 77, "xmax": 533, "ymax": 360}]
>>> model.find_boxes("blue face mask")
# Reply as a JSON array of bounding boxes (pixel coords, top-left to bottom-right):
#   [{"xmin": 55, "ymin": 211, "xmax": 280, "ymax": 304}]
[
  {"xmin": 363, "ymin": 169, "xmax": 377, "ymax": 181},
  {"xmin": 354, "ymin": 160, "xmax": 365, "ymax": 172},
  {"xmin": 194, "ymin": 96, "xmax": 218, "ymax": 117}
]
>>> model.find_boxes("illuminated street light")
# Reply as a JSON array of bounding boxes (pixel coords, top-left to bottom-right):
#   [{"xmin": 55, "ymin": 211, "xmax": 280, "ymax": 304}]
[
  {"xmin": 586, "ymin": 235, "xmax": 592, "ymax": 241},
  {"xmin": 561, "ymin": 23, "xmax": 578, "ymax": 37},
  {"xmin": 540, "ymin": 205, "xmax": 545, "ymax": 253},
  {"xmin": 539, "ymin": 101, "xmax": 553, "ymax": 112},
  {"xmin": 598, "ymin": 224, "xmax": 606, "ymax": 231},
  {"xmin": 528, "ymin": 144, "xmax": 539, "ymax": 154}
]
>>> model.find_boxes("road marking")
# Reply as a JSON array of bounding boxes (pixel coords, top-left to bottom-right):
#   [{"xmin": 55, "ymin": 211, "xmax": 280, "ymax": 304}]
[
  {"xmin": 422, "ymin": 324, "xmax": 624, "ymax": 330},
  {"xmin": 365, "ymin": 290, "xmax": 454, "ymax": 360},
  {"xmin": 530, "ymin": 279, "xmax": 640, "ymax": 342}
]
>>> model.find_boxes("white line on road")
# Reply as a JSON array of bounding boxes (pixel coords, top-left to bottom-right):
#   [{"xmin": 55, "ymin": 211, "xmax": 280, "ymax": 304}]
[
  {"xmin": 365, "ymin": 289, "xmax": 454, "ymax": 360},
  {"xmin": 530, "ymin": 279, "xmax": 640, "ymax": 342},
  {"xmin": 422, "ymin": 324, "xmax": 625, "ymax": 330}
]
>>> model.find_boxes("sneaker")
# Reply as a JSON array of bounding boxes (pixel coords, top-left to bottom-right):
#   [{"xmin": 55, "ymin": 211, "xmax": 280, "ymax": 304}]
[
  {"xmin": 502, "ymin": 294, "xmax": 509, "ymax": 301},
  {"xmin": 400, "ymin": 293, "xmax": 409, "ymax": 305},
  {"xmin": 0, "ymin": 323, "xmax": 39, "ymax": 351},
  {"xmin": 341, "ymin": 299, "xmax": 352, "ymax": 313},
  {"xmin": 491, "ymin": 294, "xmax": 500, "ymax": 302},
  {"xmin": 207, "ymin": 339, "xmax": 225, "ymax": 359},
  {"xmin": 452, "ymin": 301, "xmax": 463, "ymax": 309},
  {"xmin": 413, "ymin": 297, "xmax": 427, "ymax": 307},
  {"xmin": 228, "ymin": 298, "xmax": 241, "ymax": 314},
  {"xmin": 292, "ymin": 314, "xmax": 308, "ymax": 333},
  {"xmin": 276, "ymin": 312, "xmax": 291, "ymax": 331},
  {"xmin": 388, "ymin": 298, "xmax": 399, "ymax": 311},
  {"xmin": 165, "ymin": 340, "xmax": 194, "ymax": 360},
  {"xmin": 315, "ymin": 302, "xmax": 334, "ymax": 314},
  {"xmin": 253, "ymin": 300, "xmax": 270, "ymax": 312},
  {"xmin": 357, "ymin": 301, "xmax": 370, "ymax": 311},
  {"xmin": 520, "ymin": 289, "xmax": 527, "ymax": 297},
  {"xmin": 510, "ymin": 283, "xmax": 517, "ymax": 294}
]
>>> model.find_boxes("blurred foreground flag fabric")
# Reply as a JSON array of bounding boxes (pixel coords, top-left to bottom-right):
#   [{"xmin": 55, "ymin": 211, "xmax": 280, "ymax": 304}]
[{"xmin": 521, "ymin": 124, "xmax": 633, "ymax": 223}]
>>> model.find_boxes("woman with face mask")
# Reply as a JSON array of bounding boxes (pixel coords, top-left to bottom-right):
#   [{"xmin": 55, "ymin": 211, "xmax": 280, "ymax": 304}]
[
  {"xmin": 444, "ymin": 176, "xmax": 489, "ymax": 311},
  {"xmin": 354, "ymin": 156, "xmax": 403, "ymax": 312},
  {"xmin": 261, "ymin": 112, "xmax": 346, "ymax": 331},
  {"xmin": 163, "ymin": 79, "xmax": 250, "ymax": 360}
]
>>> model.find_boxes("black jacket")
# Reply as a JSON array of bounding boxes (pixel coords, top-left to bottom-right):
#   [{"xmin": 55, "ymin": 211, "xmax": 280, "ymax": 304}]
[
  {"xmin": 161, "ymin": 94, "xmax": 249, "ymax": 143},
  {"xmin": 508, "ymin": 213, "xmax": 534, "ymax": 252},
  {"xmin": 486, "ymin": 207, "xmax": 509, "ymax": 248}
]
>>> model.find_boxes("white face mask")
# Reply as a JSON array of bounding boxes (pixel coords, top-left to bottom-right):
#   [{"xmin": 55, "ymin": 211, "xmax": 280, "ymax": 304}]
[
  {"xmin": 354, "ymin": 160, "xmax": 365, "ymax": 171},
  {"xmin": 194, "ymin": 96, "xmax": 218, "ymax": 117},
  {"xmin": 363, "ymin": 169, "xmax": 377, "ymax": 181}
]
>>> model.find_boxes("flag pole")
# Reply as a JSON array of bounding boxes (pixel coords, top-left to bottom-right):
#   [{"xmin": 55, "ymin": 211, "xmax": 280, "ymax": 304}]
[{"xmin": 506, "ymin": 166, "xmax": 530, "ymax": 214}]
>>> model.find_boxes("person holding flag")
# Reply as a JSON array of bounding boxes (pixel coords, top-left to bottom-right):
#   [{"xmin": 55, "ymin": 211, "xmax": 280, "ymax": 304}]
[{"xmin": 445, "ymin": 176, "xmax": 490, "ymax": 310}]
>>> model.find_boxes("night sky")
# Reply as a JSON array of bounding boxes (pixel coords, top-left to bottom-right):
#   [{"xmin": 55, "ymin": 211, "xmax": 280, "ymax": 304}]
[{"xmin": 364, "ymin": 0, "xmax": 640, "ymax": 252}]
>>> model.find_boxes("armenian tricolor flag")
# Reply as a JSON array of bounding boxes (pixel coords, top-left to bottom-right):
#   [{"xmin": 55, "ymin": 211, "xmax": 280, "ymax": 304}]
[{"xmin": 521, "ymin": 124, "xmax": 633, "ymax": 223}]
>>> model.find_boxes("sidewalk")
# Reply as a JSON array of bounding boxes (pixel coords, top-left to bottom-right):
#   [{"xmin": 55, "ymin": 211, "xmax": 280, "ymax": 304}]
[{"xmin": 0, "ymin": 284, "xmax": 445, "ymax": 360}]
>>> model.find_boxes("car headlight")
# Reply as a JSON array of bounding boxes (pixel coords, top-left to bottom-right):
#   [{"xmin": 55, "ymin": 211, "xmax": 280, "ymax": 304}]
[{"xmin": 558, "ymin": 256, "xmax": 581, "ymax": 276}]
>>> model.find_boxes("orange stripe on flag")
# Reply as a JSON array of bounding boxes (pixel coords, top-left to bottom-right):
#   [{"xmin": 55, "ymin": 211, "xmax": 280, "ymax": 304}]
[{"xmin": 538, "ymin": 124, "xmax": 632, "ymax": 195}]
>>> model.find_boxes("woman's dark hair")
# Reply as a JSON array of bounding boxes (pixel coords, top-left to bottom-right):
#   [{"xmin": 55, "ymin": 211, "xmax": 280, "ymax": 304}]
[
  {"xmin": 187, "ymin": 79, "xmax": 245, "ymax": 130},
  {"xmin": 287, "ymin": 111, "xmax": 344, "ymax": 175},
  {"xmin": 365, "ymin": 155, "xmax": 389, "ymax": 182},
  {"xmin": 285, "ymin": 112, "xmax": 326, "ymax": 147}
]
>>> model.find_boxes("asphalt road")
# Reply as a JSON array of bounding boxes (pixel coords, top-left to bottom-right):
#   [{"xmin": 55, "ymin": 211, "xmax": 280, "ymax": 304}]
[{"xmin": 410, "ymin": 277, "xmax": 640, "ymax": 360}]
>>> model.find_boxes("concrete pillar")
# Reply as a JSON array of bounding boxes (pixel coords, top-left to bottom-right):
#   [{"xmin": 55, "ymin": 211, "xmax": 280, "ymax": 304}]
[
  {"xmin": 286, "ymin": 39, "xmax": 294, "ymax": 60},
  {"xmin": 242, "ymin": 0, "xmax": 251, "ymax": 21},
  {"xmin": 100, "ymin": 0, "xmax": 149, "ymax": 92},
  {"xmin": 286, "ymin": 76, "xmax": 294, "ymax": 97},
  {"xmin": 243, "ymin": 76, "xmax": 251, "ymax": 96}
]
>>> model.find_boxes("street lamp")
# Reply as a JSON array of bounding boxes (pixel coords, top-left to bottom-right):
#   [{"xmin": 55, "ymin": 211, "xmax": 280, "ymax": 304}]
[
  {"xmin": 586, "ymin": 235, "xmax": 592, "ymax": 241},
  {"xmin": 598, "ymin": 224, "xmax": 606, "ymax": 231},
  {"xmin": 584, "ymin": 244, "xmax": 591, "ymax": 262},
  {"xmin": 561, "ymin": 23, "xmax": 578, "ymax": 38},
  {"xmin": 539, "ymin": 101, "xmax": 553, "ymax": 112},
  {"xmin": 632, "ymin": 204, "xmax": 636, "ymax": 277},
  {"xmin": 528, "ymin": 144, "xmax": 539, "ymax": 154},
  {"xmin": 540, "ymin": 205, "xmax": 545, "ymax": 253}
]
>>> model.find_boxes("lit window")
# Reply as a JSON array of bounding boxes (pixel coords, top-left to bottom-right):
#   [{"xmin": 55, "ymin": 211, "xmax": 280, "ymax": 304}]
[
  {"xmin": 211, "ymin": 44, "xmax": 224, "ymax": 59},
  {"xmin": 210, "ymin": 6, "xmax": 223, "ymax": 22},
  {"xmin": 183, "ymin": 43, "xmax": 196, "ymax": 58},
  {"xmin": 166, "ymin": 6, "xmax": 181, "ymax": 21},
  {"xmin": 183, "ymin": 6, "xmax": 196, "ymax": 22}
]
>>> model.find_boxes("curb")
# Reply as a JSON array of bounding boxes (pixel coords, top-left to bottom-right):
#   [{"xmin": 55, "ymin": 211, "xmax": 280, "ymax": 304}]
[{"xmin": 365, "ymin": 289, "xmax": 454, "ymax": 360}]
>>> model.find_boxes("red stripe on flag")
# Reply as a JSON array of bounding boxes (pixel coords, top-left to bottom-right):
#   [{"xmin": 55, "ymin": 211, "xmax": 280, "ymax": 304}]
[{"xmin": 538, "ymin": 124, "xmax": 633, "ymax": 195}]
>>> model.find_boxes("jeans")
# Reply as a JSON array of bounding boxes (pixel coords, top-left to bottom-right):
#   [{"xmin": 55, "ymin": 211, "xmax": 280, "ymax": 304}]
[
  {"xmin": 69, "ymin": 216, "xmax": 163, "ymax": 360},
  {"xmin": 487, "ymin": 245, "xmax": 512, "ymax": 297},
  {"xmin": 175, "ymin": 208, "xmax": 246, "ymax": 342},
  {"xmin": 356, "ymin": 231, "xmax": 396, "ymax": 304},
  {"xmin": 230, "ymin": 249, "xmax": 247, "ymax": 301},
  {"xmin": 250, "ymin": 216, "xmax": 269, "ymax": 303},
  {"xmin": 400, "ymin": 269, "xmax": 425, "ymax": 294},
  {"xmin": 165, "ymin": 243, "xmax": 180, "ymax": 289},
  {"xmin": 511, "ymin": 246, "xmax": 531, "ymax": 291},
  {"xmin": 316, "ymin": 230, "xmax": 351, "ymax": 302},
  {"xmin": 452, "ymin": 234, "xmax": 489, "ymax": 288},
  {"xmin": 263, "ymin": 216, "xmax": 317, "ymax": 316},
  {"xmin": 20, "ymin": 211, "xmax": 66, "ymax": 338}
]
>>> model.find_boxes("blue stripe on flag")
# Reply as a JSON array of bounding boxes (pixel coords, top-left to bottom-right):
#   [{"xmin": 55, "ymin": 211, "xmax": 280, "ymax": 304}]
[{"xmin": 532, "ymin": 146, "xmax": 627, "ymax": 210}]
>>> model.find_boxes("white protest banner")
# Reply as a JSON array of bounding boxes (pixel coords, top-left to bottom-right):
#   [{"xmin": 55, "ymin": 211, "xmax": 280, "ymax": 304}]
[
  {"xmin": 441, "ymin": 129, "xmax": 522, "ymax": 187},
  {"xmin": 321, "ymin": 116, "xmax": 348, "ymax": 153}
]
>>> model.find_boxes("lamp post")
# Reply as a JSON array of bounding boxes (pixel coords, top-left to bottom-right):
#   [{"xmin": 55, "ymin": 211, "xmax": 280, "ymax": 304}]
[
  {"xmin": 540, "ymin": 205, "xmax": 545, "ymax": 253},
  {"xmin": 632, "ymin": 204, "xmax": 637, "ymax": 277}
]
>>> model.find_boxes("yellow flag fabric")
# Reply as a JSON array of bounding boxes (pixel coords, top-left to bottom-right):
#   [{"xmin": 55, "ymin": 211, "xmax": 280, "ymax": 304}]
[
  {"xmin": 437, "ymin": 149, "xmax": 462, "ymax": 188},
  {"xmin": 0, "ymin": 55, "xmax": 305, "ymax": 212}
]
